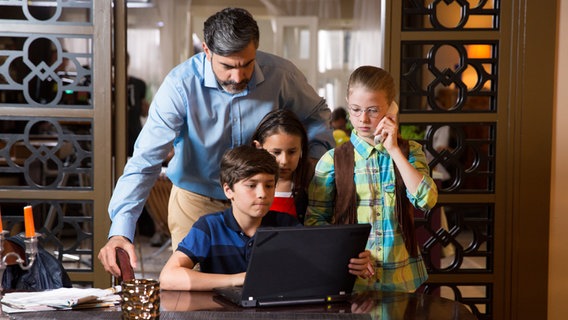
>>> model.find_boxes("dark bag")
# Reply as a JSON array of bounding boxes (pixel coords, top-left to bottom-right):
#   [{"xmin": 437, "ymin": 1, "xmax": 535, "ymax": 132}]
[{"xmin": 1, "ymin": 234, "xmax": 72, "ymax": 290}]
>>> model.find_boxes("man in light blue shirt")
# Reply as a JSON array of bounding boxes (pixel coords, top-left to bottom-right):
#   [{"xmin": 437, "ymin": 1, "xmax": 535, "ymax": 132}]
[{"xmin": 98, "ymin": 7, "xmax": 334, "ymax": 277}]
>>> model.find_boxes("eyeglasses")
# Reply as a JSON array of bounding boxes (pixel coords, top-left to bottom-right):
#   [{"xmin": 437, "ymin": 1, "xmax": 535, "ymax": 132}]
[{"xmin": 348, "ymin": 106, "xmax": 380, "ymax": 118}]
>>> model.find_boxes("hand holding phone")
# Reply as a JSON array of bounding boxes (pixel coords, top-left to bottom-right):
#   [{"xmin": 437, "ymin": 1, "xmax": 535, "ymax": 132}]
[{"xmin": 374, "ymin": 101, "xmax": 399, "ymax": 144}]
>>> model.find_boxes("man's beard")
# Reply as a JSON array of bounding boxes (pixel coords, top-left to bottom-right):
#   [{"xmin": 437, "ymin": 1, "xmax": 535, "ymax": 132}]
[{"xmin": 219, "ymin": 79, "xmax": 249, "ymax": 94}]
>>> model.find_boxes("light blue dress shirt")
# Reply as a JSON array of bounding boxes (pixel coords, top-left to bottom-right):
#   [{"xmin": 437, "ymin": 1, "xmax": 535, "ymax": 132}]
[{"xmin": 108, "ymin": 51, "xmax": 334, "ymax": 241}]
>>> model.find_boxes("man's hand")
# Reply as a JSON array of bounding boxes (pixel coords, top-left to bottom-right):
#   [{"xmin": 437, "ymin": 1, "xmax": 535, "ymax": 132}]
[
  {"xmin": 348, "ymin": 250, "xmax": 374, "ymax": 279},
  {"xmin": 97, "ymin": 236, "xmax": 137, "ymax": 277}
]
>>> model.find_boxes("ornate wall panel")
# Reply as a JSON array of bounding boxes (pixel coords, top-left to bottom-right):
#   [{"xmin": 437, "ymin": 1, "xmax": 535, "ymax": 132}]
[
  {"xmin": 0, "ymin": 33, "xmax": 93, "ymax": 108},
  {"xmin": 396, "ymin": 1, "xmax": 501, "ymax": 319},
  {"xmin": 400, "ymin": 41, "xmax": 498, "ymax": 113},
  {"xmin": 403, "ymin": 0, "xmax": 499, "ymax": 30},
  {"xmin": 0, "ymin": 0, "xmax": 112, "ymax": 287},
  {"xmin": 0, "ymin": 118, "xmax": 93, "ymax": 189}
]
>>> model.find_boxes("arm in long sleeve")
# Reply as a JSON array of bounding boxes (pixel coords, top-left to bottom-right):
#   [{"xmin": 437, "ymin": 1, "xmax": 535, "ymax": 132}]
[
  {"xmin": 390, "ymin": 140, "xmax": 438, "ymax": 211},
  {"xmin": 108, "ymin": 76, "xmax": 186, "ymax": 241},
  {"xmin": 304, "ymin": 151, "xmax": 336, "ymax": 225}
]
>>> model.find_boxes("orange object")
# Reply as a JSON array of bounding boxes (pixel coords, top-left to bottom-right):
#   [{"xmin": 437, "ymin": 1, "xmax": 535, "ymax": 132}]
[
  {"xmin": 0, "ymin": 206, "xmax": 3, "ymax": 231},
  {"xmin": 24, "ymin": 205, "xmax": 35, "ymax": 237}
]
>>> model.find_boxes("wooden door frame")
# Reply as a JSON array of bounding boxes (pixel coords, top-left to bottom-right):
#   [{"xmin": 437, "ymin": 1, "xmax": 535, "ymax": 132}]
[{"xmin": 507, "ymin": 0, "xmax": 556, "ymax": 319}]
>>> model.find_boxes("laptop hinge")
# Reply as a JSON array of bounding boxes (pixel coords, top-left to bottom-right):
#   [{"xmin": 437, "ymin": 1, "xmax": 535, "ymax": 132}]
[{"xmin": 257, "ymin": 297, "xmax": 325, "ymax": 307}]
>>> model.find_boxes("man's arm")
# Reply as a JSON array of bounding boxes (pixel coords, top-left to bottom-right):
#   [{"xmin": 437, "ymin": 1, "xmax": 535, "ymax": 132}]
[
  {"xmin": 99, "ymin": 74, "xmax": 186, "ymax": 276},
  {"xmin": 159, "ymin": 251, "xmax": 245, "ymax": 291}
]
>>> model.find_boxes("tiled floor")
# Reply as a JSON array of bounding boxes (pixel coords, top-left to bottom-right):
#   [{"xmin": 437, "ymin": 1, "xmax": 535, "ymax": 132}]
[{"xmin": 132, "ymin": 234, "xmax": 172, "ymax": 280}]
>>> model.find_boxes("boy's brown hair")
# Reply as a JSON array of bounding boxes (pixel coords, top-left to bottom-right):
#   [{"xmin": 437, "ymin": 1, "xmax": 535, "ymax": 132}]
[{"xmin": 219, "ymin": 145, "xmax": 279, "ymax": 189}]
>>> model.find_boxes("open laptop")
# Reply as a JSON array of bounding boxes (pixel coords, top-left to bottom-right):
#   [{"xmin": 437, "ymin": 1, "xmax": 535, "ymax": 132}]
[{"xmin": 213, "ymin": 223, "xmax": 371, "ymax": 308}]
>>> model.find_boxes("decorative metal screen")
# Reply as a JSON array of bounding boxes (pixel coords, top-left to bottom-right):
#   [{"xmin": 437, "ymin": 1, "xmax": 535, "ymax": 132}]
[
  {"xmin": 403, "ymin": 0, "xmax": 499, "ymax": 31},
  {"xmin": 0, "ymin": 118, "xmax": 93, "ymax": 189},
  {"xmin": 399, "ymin": 1, "xmax": 500, "ymax": 319},
  {"xmin": 0, "ymin": 0, "xmax": 110, "ymax": 285}
]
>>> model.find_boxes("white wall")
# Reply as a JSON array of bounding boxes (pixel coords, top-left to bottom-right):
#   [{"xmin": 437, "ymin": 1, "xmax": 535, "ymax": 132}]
[{"xmin": 548, "ymin": 0, "xmax": 568, "ymax": 319}]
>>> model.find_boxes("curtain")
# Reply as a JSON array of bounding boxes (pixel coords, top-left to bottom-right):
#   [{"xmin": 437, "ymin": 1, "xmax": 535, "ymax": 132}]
[
  {"xmin": 127, "ymin": 28, "xmax": 162, "ymax": 101},
  {"xmin": 260, "ymin": 0, "xmax": 341, "ymax": 18},
  {"xmin": 349, "ymin": 0, "xmax": 384, "ymax": 68}
]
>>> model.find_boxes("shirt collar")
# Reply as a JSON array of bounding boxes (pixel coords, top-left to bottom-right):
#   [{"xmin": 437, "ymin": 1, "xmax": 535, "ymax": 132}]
[
  {"xmin": 223, "ymin": 207, "xmax": 243, "ymax": 233},
  {"xmin": 249, "ymin": 61, "xmax": 264, "ymax": 89},
  {"xmin": 203, "ymin": 57, "xmax": 219, "ymax": 89},
  {"xmin": 350, "ymin": 129, "xmax": 388, "ymax": 159},
  {"xmin": 223, "ymin": 207, "xmax": 281, "ymax": 234}
]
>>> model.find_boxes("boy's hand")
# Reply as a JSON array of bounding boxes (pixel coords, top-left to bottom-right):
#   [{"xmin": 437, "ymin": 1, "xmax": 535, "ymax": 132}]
[{"xmin": 348, "ymin": 250, "xmax": 374, "ymax": 279}]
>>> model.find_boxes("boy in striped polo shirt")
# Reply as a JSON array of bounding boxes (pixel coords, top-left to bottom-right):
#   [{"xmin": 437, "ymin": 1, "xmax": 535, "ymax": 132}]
[{"xmin": 159, "ymin": 145, "xmax": 373, "ymax": 291}]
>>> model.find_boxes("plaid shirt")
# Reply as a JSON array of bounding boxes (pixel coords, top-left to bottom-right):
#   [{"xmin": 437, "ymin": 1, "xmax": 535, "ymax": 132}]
[{"xmin": 305, "ymin": 132, "xmax": 438, "ymax": 292}]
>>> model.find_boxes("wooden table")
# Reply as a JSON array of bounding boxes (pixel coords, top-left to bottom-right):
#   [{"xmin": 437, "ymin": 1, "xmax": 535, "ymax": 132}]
[{"xmin": 7, "ymin": 289, "xmax": 476, "ymax": 319}]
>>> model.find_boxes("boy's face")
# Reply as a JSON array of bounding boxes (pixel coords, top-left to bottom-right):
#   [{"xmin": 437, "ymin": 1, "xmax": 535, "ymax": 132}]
[{"xmin": 223, "ymin": 173, "xmax": 276, "ymax": 221}]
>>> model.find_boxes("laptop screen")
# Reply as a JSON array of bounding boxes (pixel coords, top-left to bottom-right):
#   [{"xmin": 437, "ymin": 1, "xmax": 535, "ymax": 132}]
[{"xmin": 238, "ymin": 223, "xmax": 371, "ymax": 306}]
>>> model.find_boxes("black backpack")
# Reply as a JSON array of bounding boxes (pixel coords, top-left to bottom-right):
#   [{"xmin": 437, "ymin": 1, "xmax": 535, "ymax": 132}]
[{"xmin": 1, "ymin": 233, "xmax": 72, "ymax": 290}]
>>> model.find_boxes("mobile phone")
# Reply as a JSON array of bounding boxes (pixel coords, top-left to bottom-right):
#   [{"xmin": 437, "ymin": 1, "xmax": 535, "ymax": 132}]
[{"xmin": 374, "ymin": 101, "xmax": 399, "ymax": 144}]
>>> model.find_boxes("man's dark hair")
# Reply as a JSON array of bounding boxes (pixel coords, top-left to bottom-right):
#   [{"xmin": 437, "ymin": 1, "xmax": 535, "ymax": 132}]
[
  {"xmin": 220, "ymin": 145, "xmax": 278, "ymax": 190},
  {"xmin": 203, "ymin": 7, "xmax": 260, "ymax": 56}
]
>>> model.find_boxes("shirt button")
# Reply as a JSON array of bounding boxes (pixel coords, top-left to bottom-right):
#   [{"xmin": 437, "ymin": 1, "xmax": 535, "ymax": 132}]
[{"xmin": 248, "ymin": 242, "xmax": 253, "ymax": 247}]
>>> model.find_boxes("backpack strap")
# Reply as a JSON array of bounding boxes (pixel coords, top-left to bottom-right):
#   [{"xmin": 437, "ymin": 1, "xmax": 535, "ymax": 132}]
[
  {"xmin": 394, "ymin": 139, "xmax": 419, "ymax": 257},
  {"xmin": 333, "ymin": 141, "xmax": 357, "ymax": 224},
  {"xmin": 333, "ymin": 138, "xmax": 419, "ymax": 257}
]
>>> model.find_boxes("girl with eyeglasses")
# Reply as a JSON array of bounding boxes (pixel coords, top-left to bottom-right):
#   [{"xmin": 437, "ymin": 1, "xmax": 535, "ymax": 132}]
[{"xmin": 305, "ymin": 66, "xmax": 438, "ymax": 293}]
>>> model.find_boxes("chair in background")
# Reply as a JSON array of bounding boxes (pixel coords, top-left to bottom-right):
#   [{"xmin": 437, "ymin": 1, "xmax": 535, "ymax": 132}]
[{"xmin": 142, "ymin": 172, "xmax": 172, "ymax": 260}]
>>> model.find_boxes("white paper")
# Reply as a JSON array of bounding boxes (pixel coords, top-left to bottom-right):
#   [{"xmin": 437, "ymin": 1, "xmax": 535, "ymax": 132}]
[{"xmin": 1, "ymin": 286, "xmax": 121, "ymax": 313}]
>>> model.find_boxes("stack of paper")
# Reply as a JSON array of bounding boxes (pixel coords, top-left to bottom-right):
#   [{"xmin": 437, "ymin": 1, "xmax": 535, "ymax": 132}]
[{"xmin": 1, "ymin": 286, "xmax": 121, "ymax": 313}]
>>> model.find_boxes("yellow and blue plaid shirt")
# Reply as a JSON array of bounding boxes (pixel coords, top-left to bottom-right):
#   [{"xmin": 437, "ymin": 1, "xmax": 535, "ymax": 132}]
[{"xmin": 305, "ymin": 131, "xmax": 438, "ymax": 292}]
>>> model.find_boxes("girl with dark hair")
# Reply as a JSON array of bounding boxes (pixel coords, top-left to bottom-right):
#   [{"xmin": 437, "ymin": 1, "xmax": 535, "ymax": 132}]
[{"xmin": 251, "ymin": 109, "xmax": 311, "ymax": 223}]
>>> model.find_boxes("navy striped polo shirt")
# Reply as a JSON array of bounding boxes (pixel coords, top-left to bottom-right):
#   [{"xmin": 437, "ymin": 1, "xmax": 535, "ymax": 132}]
[{"xmin": 177, "ymin": 208, "xmax": 301, "ymax": 274}]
